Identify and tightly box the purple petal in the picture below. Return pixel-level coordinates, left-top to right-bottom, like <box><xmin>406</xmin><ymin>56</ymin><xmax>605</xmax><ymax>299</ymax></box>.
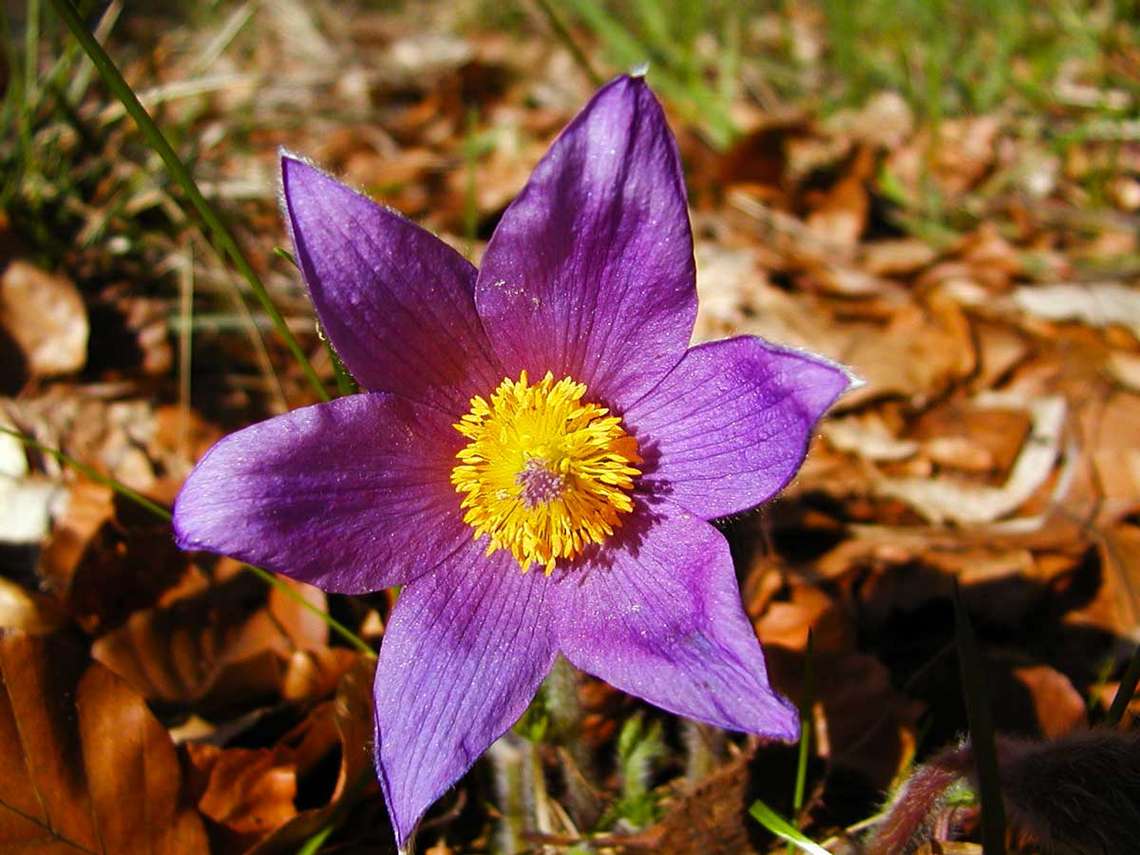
<box><xmin>625</xmin><ymin>336</ymin><xmax>851</xmax><ymax>520</ymax></box>
<box><xmin>282</xmin><ymin>154</ymin><xmax>502</xmax><ymax>412</ymax></box>
<box><xmin>475</xmin><ymin>75</ymin><xmax>696</xmax><ymax>406</ymax></box>
<box><xmin>551</xmin><ymin>508</ymin><xmax>797</xmax><ymax>737</ymax></box>
<box><xmin>374</xmin><ymin>549</ymin><xmax>555</xmax><ymax>846</ymax></box>
<box><xmin>173</xmin><ymin>394</ymin><xmax>469</xmax><ymax>593</ymax></box>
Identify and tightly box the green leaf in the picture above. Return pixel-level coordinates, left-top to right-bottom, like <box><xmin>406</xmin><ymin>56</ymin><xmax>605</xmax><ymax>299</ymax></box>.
<box><xmin>748</xmin><ymin>800</ymin><xmax>831</xmax><ymax>855</ymax></box>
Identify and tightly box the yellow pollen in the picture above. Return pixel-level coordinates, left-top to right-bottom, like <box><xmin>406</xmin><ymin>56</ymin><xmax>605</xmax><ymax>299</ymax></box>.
<box><xmin>451</xmin><ymin>371</ymin><xmax>641</xmax><ymax>574</ymax></box>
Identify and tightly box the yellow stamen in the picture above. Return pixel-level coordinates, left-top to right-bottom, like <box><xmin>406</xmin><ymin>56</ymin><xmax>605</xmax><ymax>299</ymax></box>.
<box><xmin>451</xmin><ymin>371</ymin><xmax>641</xmax><ymax>574</ymax></box>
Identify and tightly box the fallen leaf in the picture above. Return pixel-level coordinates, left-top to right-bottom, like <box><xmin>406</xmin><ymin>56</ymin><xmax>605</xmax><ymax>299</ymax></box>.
<box><xmin>1012</xmin><ymin>665</ymin><xmax>1087</xmax><ymax>739</ymax></box>
<box><xmin>245</xmin><ymin>656</ymin><xmax>376</xmax><ymax>853</ymax></box>
<box><xmin>0</xmin><ymin>630</ymin><xmax>207</xmax><ymax>852</ymax></box>
<box><xmin>188</xmin><ymin>743</ymin><xmax>298</xmax><ymax>845</ymax></box>
<box><xmin>615</xmin><ymin>748</ymin><xmax>759</xmax><ymax>854</ymax></box>
<box><xmin>0</xmin><ymin>423</ymin><xmax>65</xmax><ymax>544</ymax></box>
<box><xmin>0</xmin><ymin>260</ymin><xmax>88</xmax><ymax>377</ymax></box>
<box><xmin>0</xmin><ymin>578</ymin><xmax>66</xmax><ymax>634</ymax></box>
<box><xmin>860</xmin><ymin>238</ymin><xmax>938</xmax><ymax>277</ymax></box>
<box><xmin>876</xmin><ymin>394</ymin><xmax>1066</xmax><ymax>525</ymax></box>
<box><xmin>1013</xmin><ymin>282</ymin><xmax>1140</xmax><ymax>339</ymax></box>
<box><xmin>92</xmin><ymin>563</ymin><xmax>328</xmax><ymax>705</ymax></box>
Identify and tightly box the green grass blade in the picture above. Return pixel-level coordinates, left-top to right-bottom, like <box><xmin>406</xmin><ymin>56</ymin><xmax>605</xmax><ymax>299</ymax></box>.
<box><xmin>24</xmin><ymin>0</ymin><xmax>41</xmax><ymax>112</ymax></box>
<box><xmin>0</xmin><ymin>427</ymin><xmax>371</xmax><ymax>654</ymax></box>
<box><xmin>1</xmin><ymin>426</ymin><xmax>172</xmax><ymax>520</ymax></box>
<box><xmin>953</xmin><ymin>583</ymin><xmax>1006</xmax><ymax>855</ymax></box>
<box><xmin>532</xmin><ymin>0</ymin><xmax>603</xmax><ymax>86</ymax></box>
<box><xmin>46</xmin><ymin>0</ymin><xmax>329</xmax><ymax>403</ymax></box>
<box><xmin>788</xmin><ymin>629</ymin><xmax>814</xmax><ymax>854</ymax></box>
<box><xmin>296</xmin><ymin>823</ymin><xmax>335</xmax><ymax>855</ymax></box>
<box><xmin>1107</xmin><ymin>644</ymin><xmax>1140</xmax><ymax>726</ymax></box>
<box><xmin>748</xmin><ymin>801</ymin><xmax>831</xmax><ymax>855</ymax></box>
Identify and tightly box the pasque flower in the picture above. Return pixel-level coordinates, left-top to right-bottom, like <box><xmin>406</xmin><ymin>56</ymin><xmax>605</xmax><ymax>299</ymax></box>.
<box><xmin>174</xmin><ymin>75</ymin><xmax>852</xmax><ymax>846</ymax></box>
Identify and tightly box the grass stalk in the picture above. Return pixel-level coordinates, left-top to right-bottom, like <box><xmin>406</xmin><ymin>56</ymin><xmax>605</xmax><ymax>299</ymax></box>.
<box><xmin>788</xmin><ymin>629</ymin><xmax>814</xmax><ymax>854</ymax></box>
<box><xmin>952</xmin><ymin>584</ymin><xmax>1006</xmax><ymax>855</ymax></box>
<box><xmin>532</xmin><ymin>0</ymin><xmax>603</xmax><ymax>87</ymax></box>
<box><xmin>46</xmin><ymin>0</ymin><xmax>329</xmax><ymax>403</ymax></box>
<box><xmin>1107</xmin><ymin>644</ymin><xmax>1140</xmax><ymax>726</ymax></box>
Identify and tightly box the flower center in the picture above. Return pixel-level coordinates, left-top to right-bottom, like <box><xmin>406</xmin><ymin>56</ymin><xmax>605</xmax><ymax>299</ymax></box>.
<box><xmin>451</xmin><ymin>371</ymin><xmax>641</xmax><ymax>574</ymax></box>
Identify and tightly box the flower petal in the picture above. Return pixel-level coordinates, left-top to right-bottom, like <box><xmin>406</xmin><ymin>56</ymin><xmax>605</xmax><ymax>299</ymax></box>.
<box><xmin>282</xmin><ymin>154</ymin><xmax>501</xmax><ymax>412</ymax></box>
<box><xmin>374</xmin><ymin>549</ymin><xmax>555</xmax><ymax>846</ymax></box>
<box><xmin>625</xmin><ymin>336</ymin><xmax>851</xmax><ymax>520</ymax></box>
<box><xmin>475</xmin><ymin>75</ymin><xmax>696</xmax><ymax>405</ymax></box>
<box><xmin>552</xmin><ymin>508</ymin><xmax>797</xmax><ymax>737</ymax></box>
<box><xmin>173</xmin><ymin>394</ymin><xmax>469</xmax><ymax>593</ymax></box>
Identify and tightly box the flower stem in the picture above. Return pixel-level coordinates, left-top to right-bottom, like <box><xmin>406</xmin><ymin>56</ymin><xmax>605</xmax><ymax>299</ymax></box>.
<box><xmin>46</xmin><ymin>0</ymin><xmax>329</xmax><ymax>403</ymax></box>
<box><xmin>488</xmin><ymin>734</ymin><xmax>528</xmax><ymax>854</ymax></box>
<box><xmin>683</xmin><ymin>720</ymin><xmax>725</xmax><ymax>783</ymax></box>
<box><xmin>544</xmin><ymin>656</ymin><xmax>601</xmax><ymax>825</ymax></box>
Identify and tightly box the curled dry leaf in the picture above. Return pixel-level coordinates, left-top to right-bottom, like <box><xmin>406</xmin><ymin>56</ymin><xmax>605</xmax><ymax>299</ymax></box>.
<box><xmin>38</xmin><ymin>480</ymin><xmax>196</xmax><ymax>635</ymax></box>
<box><xmin>245</xmin><ymin>655</ymin><xmax>376</xmax><ymax>853</ymax></box>
<box><xmin>182</xmin><ymin>654</ymin><xmax>373</xmax><ymax>851</ymax></box>
<box><xmin>1012</xmin><ymin>665</ymin><xmax>1087</xmax><ymax>739</ymax></box>
<box><xmin>0</xmin><ymin>630</ymin><xmax>207</xmax><ymax>852</ymax></box>
<box><xmin>876</xmin><ymin>393</ymin><xmax>1066</xmax><ymax>525</ymax></box>
<box><xmin>91</xmin><ymin>562</ymin><xmax>328</xmax><ymax>705</ymax></box>
<box><xmin>1013</xmin><ymin>281</ymin><xmax>1140</xmax><ymax>339</ymax></box>
<box><xmin>187</xmin><ymin>743</ymin><xmax>298</xmax><ymax>848</ymax></box>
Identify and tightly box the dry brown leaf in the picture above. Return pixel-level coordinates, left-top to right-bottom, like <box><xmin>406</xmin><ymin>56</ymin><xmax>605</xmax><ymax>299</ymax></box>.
<box><xmin>0</xmin><ymin>260</ymin><xmax>88</xmax><ymax>378</ymax></box>
<box><xmin>860</xmin><ymin>238</ymin><xmax>938</xmax><ymax>277</ymax></box>
<box><xmin>188</xmin><ymin>743</ymin><xmax>298</xmax><ymax>844</ymax></box>
<box><xmin>282</xmin><ymin>646</ymin><xmax>361</xmax><ymax>701</ymax></box>
<box><xmin>1013</xmin><ymin>282</ymin><xmax>1140</xmax><ymax>339</ymax></box>
<box><xmin>823</xmin><ymin>91</ymin><xmax>914</xmax><ymax>151</ymax></box>
<box><xmin>1087</xmin><ymin>390</ymin><xmax>1140</xmax><ymax>520</ymax></box>
<box><xmin>0</xmin><ymin>422</ymin><xmax>65</xmax><ymax>544</ymax></box>
<box><xmin>92</xmin><ymin>563</ymin><xmax>328</xmax><ymax>705</ymax></box>
<box><xmin>614</xmin><ymin>748</ymin><xmax>758</xmax><ymax>854</ymax></box>
<box><xmin>805</xmin><ymin>146</ymin><xmax>874</xmax><ymax>248</ymax></box>
<box><xmin>912</xmin><ymin>403</ymin><xmax>1031</xmax><ymax>476</ymax></box>
<box><xmin>0</xmin><ymin>578</ymin><xmax>66</xmax><ymax>634</ymax></box>
<box><xmin>246</xmin><ymin>656</ymin><xmax>376</xmax><ymax>853</ymax></box>
<box><xmin>770</xmin><ymin>649</ymin><xmax>922</xmax><ymax>791</ymax></box>
<box><xmin>1012</xmin><ymin>665</ymin><xmax>1087</xmax><ymax>739</ymax></box>
<box><xmin>754</xmin><ymin>581</ymin><xmax>853</xmax><ymax>655</ymax></box>
<box><xmin>824</xmin><ymin>413</ymin><xmax>919</xmax><ymax>462</ymax></box>
<box><xmin>38</xmin><ymin>482</ymin><xmax>194</xmax><ymax>634</ymax></box>
<box><xmin>876</xmin><ymin>393</ymin><xmax>1066</xmax><ymax>525</ymax></box>
<box><xmin>0</xmin><ymin>631</ymin><xmax>207</xmax><ymax>852</ymax></box>
<box><xmin>840</xmin><ymin>297</ymin><xmax>975</xmax><ymax>407</ymax></box>
<box><xmin>1106</xmin><ymin>351</ymin><xmax>1140</xmax><ymax>392</ymax></box>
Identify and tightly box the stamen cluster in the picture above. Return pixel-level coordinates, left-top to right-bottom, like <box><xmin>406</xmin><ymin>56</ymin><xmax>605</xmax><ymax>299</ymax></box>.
<box><xmin>451</xmin><ymin>371</ymin><xmax>641</xmax><ymax>573</ymax></box>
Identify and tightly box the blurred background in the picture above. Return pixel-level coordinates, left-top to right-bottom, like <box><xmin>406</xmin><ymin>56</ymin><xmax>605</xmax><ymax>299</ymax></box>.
<box><xmin>1</xmin><ymin>1</ymin><xmax>1139</xmax><ymax>853</ymax></box>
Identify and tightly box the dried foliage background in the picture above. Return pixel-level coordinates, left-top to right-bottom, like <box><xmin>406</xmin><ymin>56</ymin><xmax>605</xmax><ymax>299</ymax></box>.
<box><xmin>1</xmin><ymin>1</ymin><xmax>1139</xmax><ymax>853</ymax></box>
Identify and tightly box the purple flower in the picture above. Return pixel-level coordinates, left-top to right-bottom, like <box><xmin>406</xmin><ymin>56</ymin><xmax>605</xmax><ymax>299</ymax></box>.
<box><xmin>173</xmin><ymin>75</ymin><xmax>852</xmax><ymax>846</ymax></box>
